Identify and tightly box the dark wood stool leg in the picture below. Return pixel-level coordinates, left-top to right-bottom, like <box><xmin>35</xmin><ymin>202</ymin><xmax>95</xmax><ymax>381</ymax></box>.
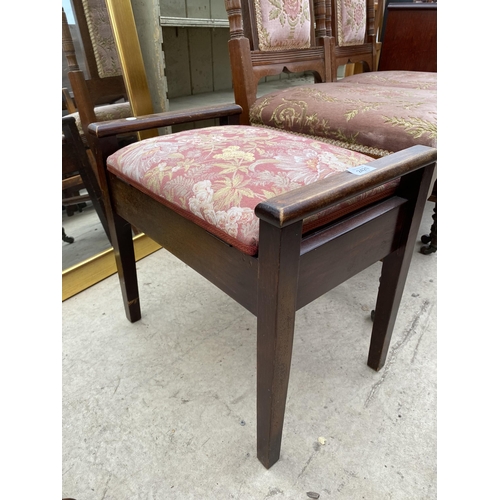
<box><xmin>256</xmin><ymin>221</ymin><xmax>302</xmax><ymax>469</ymax></box>
<box><xmin>368</xmin><ymin>164</ymin><xmax>435</xmax><ymax>371</ymax></box>
<box><xmin>367</xmin><ymin>248</ymin><xmax>409</xmax><ymax>371</ymax></box>
<box><xmin>110</xmin><ymin>213</ymin><xmax>141</xmax><ymax>323</ymax></box>
<box><xmin>91</xmin><ymin>132</ymin><xmax>141</xmax><ymax>324</ymax></box>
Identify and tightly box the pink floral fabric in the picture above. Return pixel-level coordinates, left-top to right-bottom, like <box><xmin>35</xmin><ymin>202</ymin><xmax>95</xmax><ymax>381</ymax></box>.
<box><xmin>255</xmin><ymin>0</ymin><xmax>311</xmax><ymax>51</ymax></box>
<box><xmin>107</xmin><ymin>126</ymin><xmax>398</xmax><ymax>255</ymax></box>
<box><xmin>336</xmin><ymin>0</ymin><xmax>367</xmax><ymax>46</ymax></box>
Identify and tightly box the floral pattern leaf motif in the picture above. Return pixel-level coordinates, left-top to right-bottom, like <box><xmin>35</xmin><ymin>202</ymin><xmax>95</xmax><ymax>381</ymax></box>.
<box><xmin>255</xmin><ymin>0</ymin><xmax>311</xmax><ymax>51</ymax></box>
<box><xmin>331</xmin><ymin>128</ymin><xmax>360</xmax><ymax>145</ymax></box>
<box><xmin>336</xmin><ymin>0</ymin><xmax>367</xmax><ymax>47</ymax></box>
<box><xmin>343</xmin><ymin>100</ymin><xmax>383</xmax><ymax>121</ymax></box>
<box><xmin>213</xmin><ymin>174</ymin><xmax>258</xmax><ymax>209</ymax></box>
<box><xmin>270</xmin><ymin>99</ymin><xmax>308</xmax><ymax>129</ymax></box>
<box><xmin>214</xmin><ymin>145</ymin><xmax>255</xmax><ymax>161</ymax></box>
<box><xmin>142</xmin><ymin>167</ymin><xmax>166</xmax><ymax>195</ymax></box>
<box><xmin>268</xmin><ymin>0</ymin><xmax>281</xmax><ymax>21</ymax></box>
<box><xmin>383</xmin><ymin>116</ymin><xmax>437</xmax><ymax>140</ymax></box>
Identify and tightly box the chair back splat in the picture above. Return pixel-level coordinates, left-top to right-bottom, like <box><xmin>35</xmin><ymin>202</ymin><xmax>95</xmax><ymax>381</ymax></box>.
<box><xmin>331</xmin><ymin>0</ymin><xmax>377</xmax><ymax>73</ymax></box>
<box><xmin>90</xmin><ymin>98</ymin><xmax>436</xmax><ymax>467</ymax></box>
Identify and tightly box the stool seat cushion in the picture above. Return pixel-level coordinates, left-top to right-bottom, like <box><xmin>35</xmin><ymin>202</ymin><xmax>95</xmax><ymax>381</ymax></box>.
<box><xmin>250</xmin><ymin>71</ymin><xmax>437</xmax><ymax>157</ymax></box>
<box><xmin>107</xmin><ymin>125</ymin><xmax>398</xmax><ymax>255</ymax></box>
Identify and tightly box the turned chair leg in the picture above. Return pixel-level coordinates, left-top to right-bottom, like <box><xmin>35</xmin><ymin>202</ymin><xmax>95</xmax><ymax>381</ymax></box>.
<box><xmin>256</xmin><ymin>221</ymin><xmax>302</xmax><ymax>468</ymax></box>
<box><xmin>110</xmin><ymin>213</ymin><xmax>141</xmax><ymax>323</ymax></box>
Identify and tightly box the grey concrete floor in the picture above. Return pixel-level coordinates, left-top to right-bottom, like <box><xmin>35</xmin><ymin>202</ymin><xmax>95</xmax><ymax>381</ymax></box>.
<box><xmin>63</xmin><ymin>204</ymin><xmax>112</xmax><ymax>270</ymax></box>
<box><xmin>62</xmin><ymin>202</ymin><xmax>437</xmax><ymax>500</ymax></box>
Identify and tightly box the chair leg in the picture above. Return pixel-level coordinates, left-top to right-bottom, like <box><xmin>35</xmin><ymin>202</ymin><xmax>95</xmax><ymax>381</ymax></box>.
<box><xmin>367</xmin><ymin>248</ymin><xmax>411</xmax><ymax>371</ymax></box>
<box><xmin>367</xmin><ymin>166</ymin><xmax>435</xmax><ymax>371</ymax></box>
<box><xmin>256</xmin><ymin>221</ymin><xmax>302</xmax><ymax>469</ymax></box>
<box><xmin>110</xmin><ymin>213</ymin><xmax>141</xmax><ymax>323</ymax></box>
<box><xmin>62</xmin><ymin>227</ymin><xmax>74</xmax><ymax>244</ymax></box>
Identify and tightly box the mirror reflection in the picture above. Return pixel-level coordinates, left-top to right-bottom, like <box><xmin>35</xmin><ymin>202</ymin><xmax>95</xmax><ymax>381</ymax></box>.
<box><xmin>62</xmin><ymin>206</ymin><xmax>110</xmax><ymax>270</ymax></box>
<box><xmin>62</xmin><ymin>0</ymin><xmax>115</xmax><ymax>271</ymax></box>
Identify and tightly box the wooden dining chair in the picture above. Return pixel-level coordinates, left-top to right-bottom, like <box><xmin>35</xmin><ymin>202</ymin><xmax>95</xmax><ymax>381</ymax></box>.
<box><xmin>88</xmin><ymin>100</ymin><xmax>436</xmax><ymax>468</ymax></box>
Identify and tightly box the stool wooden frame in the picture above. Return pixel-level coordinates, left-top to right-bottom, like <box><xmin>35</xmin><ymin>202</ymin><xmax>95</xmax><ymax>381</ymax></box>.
<box><xmin>90</xmin><ymin>105</ymin><xmax>436</xmax><ymax>468</ymax></box>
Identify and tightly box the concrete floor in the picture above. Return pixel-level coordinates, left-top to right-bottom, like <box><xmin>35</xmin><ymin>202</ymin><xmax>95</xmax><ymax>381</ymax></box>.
<box><xmin>62</xmin><ymin>201</ymin><xmax>437</xmax><ymax>499</ymax></box>
<box><xmin>63</xmin><ymin>205</ymin><xmax>112</xmax><ymax>270</ymax></box>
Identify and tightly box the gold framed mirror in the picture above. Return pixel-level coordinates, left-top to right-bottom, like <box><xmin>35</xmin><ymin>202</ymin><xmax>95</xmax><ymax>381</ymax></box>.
<box><xmin>62</xmin><ymin>0</ymin><xmax>164</xmax><ymax>300</ymax></box>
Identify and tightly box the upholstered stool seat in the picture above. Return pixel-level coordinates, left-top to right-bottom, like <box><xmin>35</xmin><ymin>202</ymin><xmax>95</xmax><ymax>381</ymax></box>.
<box><xmin>107</xmin><ymin>125</ymin><xmax>399</xmax><ymax>256</ymax></box>
<box><xmin>250</xmin><ymin>71</ymin><xmax>437</xmax><ymax>157</ymax></box>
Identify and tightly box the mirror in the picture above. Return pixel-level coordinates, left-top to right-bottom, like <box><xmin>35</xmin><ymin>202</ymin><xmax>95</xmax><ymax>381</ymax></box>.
<box><xmin>62</xmin><ymin>0</ymin><xmax>115</xmax><ymax>297</ymax></box>
<box><xmin>62</xmin><ymin>0</ymin><xmax>109</xmax><ymax>272</ymax></box>
<box><xmin>62</xmin><ymin>0</ymin><xmax>165</xmax><ymax>300</ymax></box>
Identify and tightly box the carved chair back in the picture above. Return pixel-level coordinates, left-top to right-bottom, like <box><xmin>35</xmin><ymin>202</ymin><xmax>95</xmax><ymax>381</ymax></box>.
<box><xmin>225</xmin><ymin>0</ymin><xmax>335</xmax><ymax>124</ymax></box>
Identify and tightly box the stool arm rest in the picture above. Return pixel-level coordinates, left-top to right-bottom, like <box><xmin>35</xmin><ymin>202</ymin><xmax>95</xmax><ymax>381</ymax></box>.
<box><xmin>255</xmin><ymin>146</ymin><xmax>437</xmax><ymax>228</ymax></box>
<box><xmin>87</xmin><ymin>104</ymin><xmax>242</xmax><ymax>138</ymax></box>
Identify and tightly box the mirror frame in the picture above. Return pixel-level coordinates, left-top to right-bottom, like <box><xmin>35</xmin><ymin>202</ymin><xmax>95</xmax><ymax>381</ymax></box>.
<box><xmin>62</xmin><ymin>234</ymin><xmax>160</xmax><ymax>300</ymax></box>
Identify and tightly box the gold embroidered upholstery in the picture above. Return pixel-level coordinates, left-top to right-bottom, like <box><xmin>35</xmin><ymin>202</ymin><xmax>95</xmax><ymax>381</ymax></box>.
<box><xmin>336</xmin><ymin>0</ymin><xmax>367</xmax><ymax>47</ymax></box>
<box><xmin>249</xmin><ymin>74</ymin><xmax>437</xmax><ymax>156</ymax></box>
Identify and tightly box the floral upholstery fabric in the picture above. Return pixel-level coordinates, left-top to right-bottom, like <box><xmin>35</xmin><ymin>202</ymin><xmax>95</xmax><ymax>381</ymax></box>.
<box><xmin>336</xmin><ymin>0</ymin><xmax>367</xmax><ymax>46</ymax></box>
<box><xmin>255</xmin><ymin>0</ymin><xmax>311</xmax><ymax>51</ymax></box>
<box><xmin>250</xmin><ymin>71</ymin><xmax>437</xmax><ymax>156</ymax></box>
<box><xmin>107</xmin><ymin>126</ymin><xmax>398</xmax><ymax>256</ymax></box>
<box><xmin>82</xmin><ymin>0</ymin><xmax>122</xmax><ymax>78</ymax></box>
<box><xmin>67</xmin><ymin>102</ymin><xmax>132</xmax><ymax>141</ymax></box>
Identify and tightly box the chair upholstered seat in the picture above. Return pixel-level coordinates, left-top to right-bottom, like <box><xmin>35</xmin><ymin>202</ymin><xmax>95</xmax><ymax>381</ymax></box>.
<box><xmin>250</xmin><ymin>71</ymin><xmax>437</xmax><ymax>157</ymax></box>
<box><xmin>107</xmin><ymin>125</ymin><xmax>398</xmax><ymax>255</ymax></box>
